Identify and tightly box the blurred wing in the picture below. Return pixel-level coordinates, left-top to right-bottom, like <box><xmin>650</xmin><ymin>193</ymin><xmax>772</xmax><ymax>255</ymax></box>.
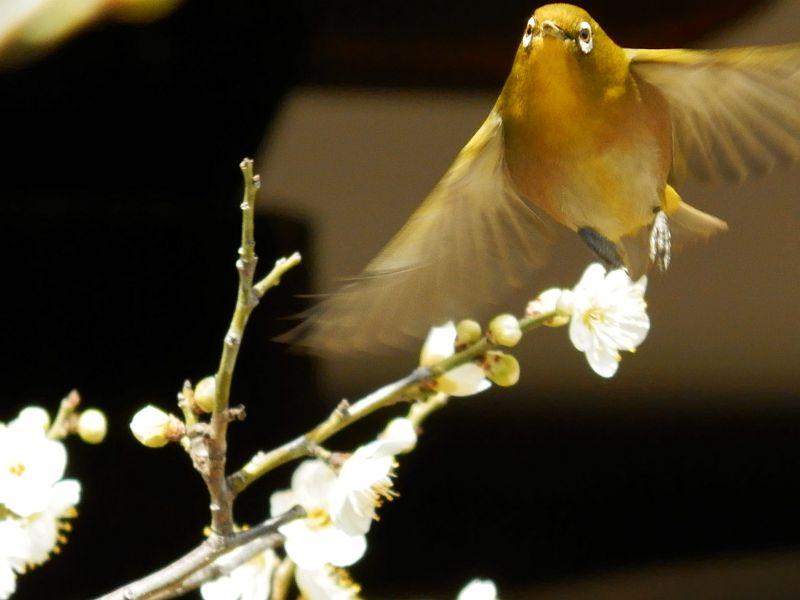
<box><xmin>284</xmin><ymin>110</ymin><xmax>556</xmax><ymax>354</ymax></box>
<box><xmin>627</xmin><ymin>45</ymin><xmax>800</xmax><ymax>182</ymax></box>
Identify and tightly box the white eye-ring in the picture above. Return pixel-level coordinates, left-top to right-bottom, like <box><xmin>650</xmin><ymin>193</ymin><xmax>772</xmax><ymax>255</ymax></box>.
<box><xmin>522</xmin><ymin>17</ymin><xmax>536</xmax><ymax>49</ymax></box>
<box><xmin>578</xmin><ymin>21</ymin><xmax>593</xmax><ymax>54</ymax></box>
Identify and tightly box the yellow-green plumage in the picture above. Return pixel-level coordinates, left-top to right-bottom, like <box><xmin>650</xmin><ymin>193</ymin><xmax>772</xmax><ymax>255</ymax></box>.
<box><xmin>289</xmin><ymin>3</ymin><xmax>800</xmax><ymax>353</ymax></box>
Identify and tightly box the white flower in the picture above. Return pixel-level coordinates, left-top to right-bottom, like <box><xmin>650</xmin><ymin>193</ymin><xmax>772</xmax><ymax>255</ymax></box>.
<box><xmin>0</xmin><ymin>561</ymin><xmax>14</xmax><ymax>600</ymax></box>
<box><xmin>329</xmin><ymin>439</ymin><xmax>399</xmax><ymax>536</ymax></box>
<box><xmin>295</xmin><ymin>566</ymin><xmax>361</xmax><ymax>600</ymax></box>
<box><xmin>0</xmin><ymin>419</ymin><xmax>68</xmax><ymax>518</ymax></box>
<box><xmin>0</xmin><ymin>520</ymin><xmax>28</xmax><ymax>600</ymax></box>
<box><xmin>420</xmin><ymin>322</ymin><xmax>490</xmax><ymax>397</ymax></box>
<box><xmin>378</xmin><ymin>418</ymin><xmax>417</xmax><ymax>455</ymax></box>
<box><xmin>0</xmin><ymin>406</ymin><xmax>81</xmax><ymax>575</ymax></box>
<box><xmin>568</xmin><ymin>263</ymin><xmax>649</xmax><ymax>378</ymax></box>
<box><xmin>9</xmin><ymin>407</ymin><xmax>50</xmax><ymax>433</ymax></box>
<box><xmin>457</xmin><ymin>579</ymin><xmax>498</xmax><ymax>600</ymax></box>
<box><xmin>270</xmin><ymin>461</ymin><xmax>366</xmax><ymax>570</ymax></box>
<box><xmin>200</xmin><ymin>545</ymin><xmax>277</xmax><ymax>600</ymax></box>
<box><xmin>16</xmin><ymin>479</ymin><xmax>80</xmax><ymax>566</ymax></box>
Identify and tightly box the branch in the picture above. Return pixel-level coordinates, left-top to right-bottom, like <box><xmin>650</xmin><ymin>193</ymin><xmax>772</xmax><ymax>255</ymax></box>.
<box><xmin>93</xmin><ymin>506</ymin><xmax>305</xmax><ymax>600</ymax></box>
<box><xmin>199</xmin><ymin>158</ymin><xmax>302</xmax><ymax>536</ymax></box>
<box><xmin>147</xmin><ymin>536</ymin><xmax>280</xmax><ymax>600</ymax></box>
<box><xmin>227</xmin><ymin>311</ymin><xmax>556</xmax><ymax>494</ymax></box>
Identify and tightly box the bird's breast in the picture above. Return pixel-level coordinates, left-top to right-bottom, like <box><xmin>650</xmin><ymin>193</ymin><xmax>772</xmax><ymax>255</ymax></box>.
<box><xmin>500</xmin><ymin>60</ymin><xmax>671</xmax><ymax>240</ymax></box>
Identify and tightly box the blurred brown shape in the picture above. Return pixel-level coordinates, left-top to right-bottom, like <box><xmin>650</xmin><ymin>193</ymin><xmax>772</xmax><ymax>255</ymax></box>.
<box><xmin>306</xmin><ymin>0</ymin><xmax>773</xmax><ymax>87</ymax></box>
<box><xmin>0</xmin><ymin>0</ymin><xmax>182</xmax><ymax>68</ymax></box>
<box><xmin>524</xmin><ymin>550</ymin><xmax>800</xmax><ymax>599</ymax></box>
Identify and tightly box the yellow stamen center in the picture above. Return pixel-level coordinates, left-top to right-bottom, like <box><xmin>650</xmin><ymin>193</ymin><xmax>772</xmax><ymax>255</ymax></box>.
<box><xmin>307</xmin><ymin>507</ymin><xmax>332</xmax><ymax>530</ymax></box>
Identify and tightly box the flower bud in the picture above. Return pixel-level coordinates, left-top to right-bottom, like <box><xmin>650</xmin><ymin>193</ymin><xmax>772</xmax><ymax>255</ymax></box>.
<box><xmin>488</xmin><ymin>314</ymin><xmax>522</xmax><ymax>347</ymax></box>
<box><xmin>77</xmin><ymin>409</ymin><xmax>107</xmax><ymax>444</ymax></box>
<box><xmin>455</xmin><ymin>319</ymin><xmax>482</xmax><ymax>347</ymax></box>
<box><xmin>526</xmin><ymin>288</ymin><xmax>571</xmax><ymax>327</ymax></box>
<box><xmin>483</xmin><ymin>351</ymin><xmax>520</xmax><ymax>387</ymax></box>
<box><xmin>130</xmin><ymin>405</ymin><xmax>182</xmax><ymax>448</ymax></box>
<box><xmin>193</xmin><ymin>376</ymin><xmax>217</xmax><ymax>413</ymax></box>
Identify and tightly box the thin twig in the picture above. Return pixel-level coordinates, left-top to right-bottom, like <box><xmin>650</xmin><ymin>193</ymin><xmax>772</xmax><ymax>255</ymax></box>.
<box><xmin>407</xmin><ymin>392</ymin><xmax>449</xmax><ymax>428</ymax></box>
<box><xmin>93</xmin><ymin>506</ymin><xmax>304</xmax><ymax>600</ymax></box>
<box><xmin>227</xmin><ymin>311</ymin><xmax>556</xmax><ymax>494</ymax></box>
<box><xmin>47</xmin><ymin>389</ymin><xmax>80</xmax><ymax>440</ymax></box>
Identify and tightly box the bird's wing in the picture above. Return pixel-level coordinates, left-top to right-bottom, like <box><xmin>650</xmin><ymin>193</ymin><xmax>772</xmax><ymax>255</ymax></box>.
<box><xmin>626</xmin><ymin>45</ymin><xmax>800</xmax><ymax>182</ymax></box>
<box><xmin>283</xmin><ymin>110</ymin><xmax>556</xmax><ymax>354</ymax></box>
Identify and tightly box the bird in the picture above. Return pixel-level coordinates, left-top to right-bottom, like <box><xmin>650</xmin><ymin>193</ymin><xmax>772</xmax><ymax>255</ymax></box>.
<box><xmin>287</xmin><ymin>3</ymin><xmax>800</xmax><ymax>353</ymax></box>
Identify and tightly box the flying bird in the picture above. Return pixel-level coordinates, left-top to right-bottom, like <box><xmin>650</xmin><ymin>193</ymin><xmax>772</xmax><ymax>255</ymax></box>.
<box><xmin>288</xmin><ymin>3</ymin><xmax>800</xmax><ymax>353</ymax></box>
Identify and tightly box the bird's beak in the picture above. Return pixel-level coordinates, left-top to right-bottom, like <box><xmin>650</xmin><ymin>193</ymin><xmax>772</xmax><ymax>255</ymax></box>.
<box><xmin>541</xmin><ymin>20</ymin><xmax>568</xmax><ymax>41</ymax></box>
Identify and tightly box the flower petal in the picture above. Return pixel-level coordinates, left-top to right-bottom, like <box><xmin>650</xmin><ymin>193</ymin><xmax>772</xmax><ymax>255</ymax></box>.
<box><xmin>438</xmin><ymin>364</ymin><xmax>491</xmax><ymax>397</ymax></box>
<box><xmin>283</xmin><ymin>522</ymin><xmax>366</xmax><ymax>570</ymax></box>
<box><xmin>419</xmin><ymin>322</ymin><xmax>456</xmax><ymax>367</ymax></box>
<box><xmin>270</xmin><ymin>489</ymin><xmax>300</xmax><ymax>519</ymax></box>
<box><xmin>291</xmin><ymin>460</ymin><xmax>337</xmax><ymax>509</ymax></box>
<box><xmin>585</xmin><ymin>341</ymin><xmax>620</xmax><ymax>378</ymax></box>
<box><xmin>378</xmin><ymin>418</ymin><xmax>417</xmax><ymax>455</ymax></box>
<box><xmin>457</xmin><ymin>579</ymin><xmax>498</xmax><ymax>600</ymax></box>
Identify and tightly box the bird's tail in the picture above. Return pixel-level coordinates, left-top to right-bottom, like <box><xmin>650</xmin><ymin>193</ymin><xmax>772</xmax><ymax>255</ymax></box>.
<box><xmin>670</xmin><ymin>200</ymin><xmax>729</xmax><ymax>244</ymax></box>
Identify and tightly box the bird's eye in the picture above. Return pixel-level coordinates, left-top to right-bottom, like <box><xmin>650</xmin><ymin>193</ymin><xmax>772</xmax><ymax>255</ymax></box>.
<box><xmin>578</xmin><ymin>21</ymin><xmax>593</xmax><ymax>54</ymax></box>
<box><xmin>522</xmin><ymin>17</ymin><xmax>536</xmax><ymax>49</ymax></box>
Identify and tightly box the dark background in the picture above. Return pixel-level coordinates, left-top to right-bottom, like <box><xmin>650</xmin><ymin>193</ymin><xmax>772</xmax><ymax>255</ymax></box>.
<box><xmin>2</xmin><ymin>1</ymin><xmax>800</xmax><ymax>598</ymax></box>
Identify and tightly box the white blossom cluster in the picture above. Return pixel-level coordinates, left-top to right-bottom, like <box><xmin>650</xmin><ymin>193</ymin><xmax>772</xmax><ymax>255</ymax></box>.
<box><xmin>0</xmin><ymin>407</ymin><xmax>82</xmax><ymax>600</ymax></box>
<box><xmin>200</xmin><ymin>415</ymin><xmax>501</xmax><ymax>600</ymax></box>
<box><xmin>201</xmin><ymin>417</ymin><xmax>417</xmax><ymax>600</ymax></box>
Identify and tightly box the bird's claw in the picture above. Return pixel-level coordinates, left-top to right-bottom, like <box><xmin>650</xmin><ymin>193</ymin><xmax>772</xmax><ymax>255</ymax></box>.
<box><xmin>649</xmin><ymin>211</ymin><xmax>671</xmax><ymax>271</ymax></box>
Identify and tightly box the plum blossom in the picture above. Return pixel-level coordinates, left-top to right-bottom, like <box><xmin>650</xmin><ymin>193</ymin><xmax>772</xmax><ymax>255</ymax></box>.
<box><xmin>567</xmin><ymin>263</ymin><xmax>649</xmax><ymax>378</ymax></box>
<box><xmin>0</xmin><ymin>418</ymin><xmax>70</xmax><ymax>518</ymax></box>
<box><xmin>0</xmin><ymin>406</ymin><xmax>82</xmax><ymax>598</ymax></box>
<box><xmin>457</xmin><ymin>579</ymin><xmax>498</xmax><ymax>600</ymax></box>
<box><xmin>295</xmin><ymin>566</ymin><xmax>362</xmax><ymax>600</ymax></box>
<box><xmin>420</xmin><ymin>322</ymin><xmax>490</xmax><ymax>396</ymax></box>
<box><xmin>270</xmin><ymin>461</ymin><xmax>366</xmax><ymax>571</ymax></box>
<box><xmin>200</xmin><ymin>545</ymin><xmax>278</xmax><ymax>600</ymax></box>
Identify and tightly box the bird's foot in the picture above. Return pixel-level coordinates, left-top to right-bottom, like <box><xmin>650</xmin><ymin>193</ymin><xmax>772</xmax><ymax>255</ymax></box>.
<box><xmin>578</xmin><ymin>227</ymin><xmax>624</xmax><ymax>270</ymax></box>
<box><xmin>649</xmin><ymin>211</ymin><xmax>672</xmax><ymax>272</ymax></box>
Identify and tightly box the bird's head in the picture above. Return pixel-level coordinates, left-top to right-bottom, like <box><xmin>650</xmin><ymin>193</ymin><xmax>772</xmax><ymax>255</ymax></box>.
<box><xmin>512</xmin><ymin>4</ymin><xmax>629</xmax><ymax>93</ymax></box>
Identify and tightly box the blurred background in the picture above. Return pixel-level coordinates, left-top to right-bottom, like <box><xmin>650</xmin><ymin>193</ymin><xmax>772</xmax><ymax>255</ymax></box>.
<box><xmin>1</xmin><ymin>0</ymin><xmax>799</xmax><ymax>598</ymax></box>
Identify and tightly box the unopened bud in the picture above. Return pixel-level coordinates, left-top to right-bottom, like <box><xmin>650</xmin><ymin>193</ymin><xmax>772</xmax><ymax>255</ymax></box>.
<box><xmin>488</xmin><ymin>314</ymin><xmax>522</xmax><ymax>347</ymax></box>
<box><xmin>193</xmin><ymin>376</ymin><xmax>217</xmax><ymax>413</ymax></box>
<box><xmin>455</xmin><ymin>319</ymin><xmax>482</xmax><ymax>347</ymax></box>
<box><xmin>129</xmin><ymin>405</ymin><xmax>183</xmax><ymax>448</ymax></box>
<box><xmin>526</xmin><ymin>288</ymin><xmax>571</xmax><ymax>327</ymax></box>
<box><xmin>484</xmin><ymin>351</ymin><xmax>520</xmax><ymax>387</ymax></box>
<box><xmin>77</xmin><ymin>409</ymin><xmax>107</xmax><ymax>444</ymax></box>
